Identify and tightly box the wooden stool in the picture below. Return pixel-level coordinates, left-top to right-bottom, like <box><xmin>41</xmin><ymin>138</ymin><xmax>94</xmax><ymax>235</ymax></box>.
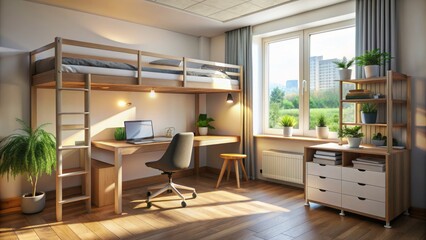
<box><xmin>216</xmin><ymin>153</ymin><xmax>248</xmax><ymax>188</ymax></box>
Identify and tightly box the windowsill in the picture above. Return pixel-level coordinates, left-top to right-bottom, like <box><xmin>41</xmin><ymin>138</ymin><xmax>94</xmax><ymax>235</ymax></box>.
<box><xmin>254</xmin><ymin>134</ymin><xmax>339</xmax><ymax>143</ymax></box>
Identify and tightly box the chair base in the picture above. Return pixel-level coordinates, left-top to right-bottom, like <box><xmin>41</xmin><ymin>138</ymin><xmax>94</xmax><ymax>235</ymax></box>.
<box><xmin>146</xmin><ymin>179</ymin><xmax>196</xmax><ymax>208</ymax></box>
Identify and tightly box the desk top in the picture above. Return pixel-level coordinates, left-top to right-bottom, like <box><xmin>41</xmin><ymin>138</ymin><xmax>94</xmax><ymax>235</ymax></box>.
<box><xmin>92</xmin><ymin>135</ymin><xmax>240</xmax><ymax>155</ymax></box>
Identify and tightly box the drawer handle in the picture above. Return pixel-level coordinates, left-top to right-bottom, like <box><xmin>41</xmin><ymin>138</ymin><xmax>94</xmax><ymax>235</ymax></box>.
<box><xmin>358</xmin><ymin>169</ymin><xmax>366</xmax><ymax>172</ymax></box>
<box><xmin>358</xmin><ymin>197</ymin><xmax>366</xmax><ymax>201</ymax></box>
<box><xmin>319</xmin><ymin>176</ymin><xmax>326</xmax><ymax>179</ymax></box>
<box><xmin>319</xmin><ymin>189</ymin><xmax>326</xmax><ymax>192</ymax></box>
<box><xmin>319</xmin><ymin>164</ymin><xmax>326</xmax><ymax>167</ymax></box>
<box><xmin>357</xmin><ymin>183</ymin><xmax>366</xmax><ymax>186</ymax></box>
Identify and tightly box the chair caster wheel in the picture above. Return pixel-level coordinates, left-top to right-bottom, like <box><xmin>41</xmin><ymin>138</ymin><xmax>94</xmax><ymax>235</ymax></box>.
<box><xmin>147</xmin><ymin>191</ymin><xmax>152</xmax><ymax>197</ymax></box>
<box><xmin>167</xmin><ymin>189</ymin><xmax>173</xmax><ymax>193</ymax></box>
<box><xmin>147</xmin><ymin>202</ymin><xmax>152</xmax><ymax>208</ymax></box>
<box><xmin>181</xmin><ymin>201</ymin><xmax>187</xmax><ymax>208</ymax></box>
<box><xmin>192</xmin><ymin>192</ymin><xmax>197</xmax><ymax>199</ymax></box>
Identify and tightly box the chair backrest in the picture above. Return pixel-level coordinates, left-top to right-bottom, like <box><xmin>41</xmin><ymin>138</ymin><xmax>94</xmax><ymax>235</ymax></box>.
<box><xmin>158</xmin><ymin>132</ymin><xmax>194</xmax><ymax>169</ymax></box>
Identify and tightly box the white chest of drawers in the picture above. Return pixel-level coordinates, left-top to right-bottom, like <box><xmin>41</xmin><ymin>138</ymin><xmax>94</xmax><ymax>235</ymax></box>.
<box><xmin>304</xmin><ymin>143</ymin><xmax>410</xmax><ymax>228</ymax></box>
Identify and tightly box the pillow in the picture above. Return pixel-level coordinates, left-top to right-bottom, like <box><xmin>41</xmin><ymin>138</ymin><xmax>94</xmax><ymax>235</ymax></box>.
<box><xmin>201</xmin><ymin>64</ymin><xmax>225</xmax><ymax>71</ymax></box>
<box><xmin>150</xmin><ymin>59</ymin><xmax>182</xmax><ymax>67</ymax></box>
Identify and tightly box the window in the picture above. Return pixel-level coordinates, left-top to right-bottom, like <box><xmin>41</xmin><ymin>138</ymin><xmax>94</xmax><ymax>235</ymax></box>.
<box><xmin>263</xmin><ymin>21</ymin><xmax>355</xmax><ymax>136</ymax></box>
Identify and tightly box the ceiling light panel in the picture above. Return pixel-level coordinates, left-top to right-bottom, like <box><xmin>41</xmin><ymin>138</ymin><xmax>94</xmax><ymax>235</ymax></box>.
<box><xmin>147</xmin><ymin>0</ymin><xmax>294</xmax><ymax>22</ymax></box>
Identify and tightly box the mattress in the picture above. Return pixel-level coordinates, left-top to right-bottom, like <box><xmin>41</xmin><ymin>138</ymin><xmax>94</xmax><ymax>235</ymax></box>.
<box><xmin>34</xmin><ymin>57</ymin><xmax>239</xmax><ymax>86</ymax></box>
<box><xmin>60</xmin><ymin>65</ymin><xmax>239</xmax><ymax>86</ymax></box>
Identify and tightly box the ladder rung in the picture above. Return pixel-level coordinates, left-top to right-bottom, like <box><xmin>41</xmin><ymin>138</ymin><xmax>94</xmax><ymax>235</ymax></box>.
<box><xmin>58</xmin><ymin>168</ymin><xmax>88</xmax><ymax>178</ymax></box>
<box><xmin>59</xmin><ymin>145</ymin><xmax>89</xmax><ymax>150</ymax></box>
<box><xmin>59</xmin><ymin>195</ymin><xmax>90</xmax><ymax>204</ymax></box>
<box><xmin>59</xmin><ymin>87</ymin><xmax>89</xmax><ymax>92</ymax></box>
<box><xmin>61</xmin><ymin>124</ymin><xmax>89</xmax><ymax>131</ymax></box>
<box><xmin>58</xmin><ymin>112</ymin><xmax>89</xmax><ymax>115</ymax></box>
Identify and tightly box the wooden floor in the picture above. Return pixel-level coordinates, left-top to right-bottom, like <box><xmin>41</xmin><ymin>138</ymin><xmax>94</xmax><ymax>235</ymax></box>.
<box><xmin>1</xmin><ymin>174</ymin><xmax>425</xmax><ymax>240</ymax></box>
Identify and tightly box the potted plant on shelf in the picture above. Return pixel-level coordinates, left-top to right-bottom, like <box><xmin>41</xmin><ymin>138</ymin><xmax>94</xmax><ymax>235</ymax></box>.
<box><xmin>315</xmin><ymin>114</ymin><xmax>329</xmax><ymax>139</ymax></box>
<box><xmin>0</xmin><ymin>119</ymin><xmax>56</xmax><ymax>214</ymax></box>
<box><xmin>371</xmin><ymin>132</ymin><xmax>387</xmax><ymax>146</ymax></box>
<box><xmin>338</xmin><ymin>125</ymin><xmax>364</xmax><ymax>148</ymax></box>
<box><xmin>333</xmin><ymin>57</ymin><xmax>354</xmax><ymax>80</ymax></box>
<box><xmin>279</xmin><ymin>115</ymin><xmax>297</xmax><ymax>137</ymax></box>
<box><xmin>355</xmin><ymin>48</ymin><xmax>392</xmax><ymax>78</ymax></box>
<box><xmin>196</xmin><ymin>114</ymin><xmax>215</xmax><ymax>136</ymax></box>
<box><xmin>360</xmin><ymin>102</ymin><xmax>378</xmax><ymax>123</ymax></box>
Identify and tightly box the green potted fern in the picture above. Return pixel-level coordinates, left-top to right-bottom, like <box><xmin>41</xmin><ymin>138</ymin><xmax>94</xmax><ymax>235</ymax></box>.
<box><xmin>333</xmin><ymin>57</ymin><xmax>354</xmax><ymax>80</ymax></box>
<box><xmin>196</xmin><ymin>114</ymin><xmax>215</xmax><ymax>136</ymax></box>
<box><xmin>355</xmin><ymin>48</ymin><xmax>392</xmax><ymax>78</ymax></box>
<box><xmin>315</xmin><ymin>114</ymin><xmax>329</xmax><ymax>139</ymax></box>
<box><xmin>279</xmin><ymin>115</ymin><xmax>297</xmax><ymax>137</ymax></box>
<box><xmin>0</xmin><ymin>119</ymin><xmax>56</xmax><ymax>214</ymax></box>
<box><xmin>338</xmin><ymin>125</ymin><xmax>364</xmax><ymax>148</ymax></box>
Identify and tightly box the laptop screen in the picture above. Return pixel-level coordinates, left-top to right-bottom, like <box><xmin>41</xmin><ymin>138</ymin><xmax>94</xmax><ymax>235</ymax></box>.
<box><xmin>124</xmin><ymin>120</ymin><xmax>154</xmax><ymax>140</ymax></box>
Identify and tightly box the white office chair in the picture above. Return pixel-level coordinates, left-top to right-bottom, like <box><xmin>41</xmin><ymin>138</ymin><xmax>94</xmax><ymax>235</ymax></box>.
<box><xmin>145</xmin><ymin>132</ymin><xmax>197</xmax><ymax>208</ymax></box>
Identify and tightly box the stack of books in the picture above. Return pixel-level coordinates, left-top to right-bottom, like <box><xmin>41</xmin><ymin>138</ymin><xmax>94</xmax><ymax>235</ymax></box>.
<box><xmin>313</xmin><ymin>150</ymin><xmax>342</xmax><ymax>165</ymax></box>
<box><xmin>352</xmin><ymin>156</ymin><xmax>385</xmax><ymax>172</ymax></box>
<box><xmin>345</xmin><ymin>89</ymin><xmax>373</xmax><ymax>99</ymax></box>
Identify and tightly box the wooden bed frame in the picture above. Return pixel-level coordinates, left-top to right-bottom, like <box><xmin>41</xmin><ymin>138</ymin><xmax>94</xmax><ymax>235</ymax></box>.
<box><xmin>30</xmin><ymin>37</ymin><xmax>243</xmax><ymax>93</ymax></box>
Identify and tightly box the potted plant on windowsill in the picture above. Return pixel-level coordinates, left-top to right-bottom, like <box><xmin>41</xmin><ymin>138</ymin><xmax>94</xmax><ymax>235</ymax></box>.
<box><xmin>333</xmin><ymin>57</ymin><xmax>354</xmax><ymax>80</ymax></box>
<box><xmin>355</xmin><ymin>48</ymin><xmax>392</xmax><ymax>78</ymax></box>
<box><xmin>315</xmin><ymin>114</ymin><xmax>329</xmax><ymax>139</ymax></box>
<box><xmin>371</xmin><ymin>132</ymin><xmax>387</xmax><ymax>146</ymax></box>
<box><xmin>196</xmin><ymin>114</ymin><xmax>215</xmax><ymax>136</ymax></box>
<box><xmin>360</xmin><ymin>102</ymin><xmax>378</xmax><ymax>124</ymax></box>
<box><xmin>338</xmin><ymin>125</ymin><xmax>364</xmax><ymax>148</ymax></box>
<box><xmin>0</xmin><ymin>119</ymin><xmax>56</xmax><ymax>214</ymax></box>
<box><xmin>279</xmin><ymin>115</ymin><xmax>297</xmax><ymax>137</ymax></box>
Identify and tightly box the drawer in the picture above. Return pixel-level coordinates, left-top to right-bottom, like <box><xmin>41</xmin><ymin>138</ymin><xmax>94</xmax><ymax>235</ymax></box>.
<box><xmin>342</xmin><ymin>181</ymin><xmax>385</xmax><ymax>202</ymax></box>
<box><xmin>342</xmin><ymin>194</ymin><xmax>385</xmax><ymax>218</ymax></box>
<box><xmin>342</xmin><ymin>167</ymin><xmax>385</xmax><ymax>187</ymax></box>
<box><xmin>307</xmin><ymin>174</ymin><xmax>341</xmax><ymax>193</ymax></box>
<box><xmin>307</xmin><ymin>187</ymin><xmax>341</xmax><ymax>207</ymax></box>
<box><xmin>307</xmin><ymin>162</ymin><xmax>341</xmax><ymax>179</ymax></box>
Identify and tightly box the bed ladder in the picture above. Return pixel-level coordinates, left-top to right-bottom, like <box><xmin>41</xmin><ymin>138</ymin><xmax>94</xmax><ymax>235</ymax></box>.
<box><xmin>55</xmin><ymin>71</ymin><xmax>92</xmax><ymax>222</ymax></box>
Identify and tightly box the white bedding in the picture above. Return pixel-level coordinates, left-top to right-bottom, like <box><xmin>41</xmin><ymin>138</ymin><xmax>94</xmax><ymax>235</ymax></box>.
<box><xmin>61</xmin><ymin>65</ymin><xmax>239</xmax><ymax>86</ymax></box>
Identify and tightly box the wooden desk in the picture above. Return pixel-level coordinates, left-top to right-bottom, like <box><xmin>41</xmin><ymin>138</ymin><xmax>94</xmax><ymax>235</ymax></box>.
<box><xmin>92</xmin><ymin>135</ymin><xmax>240</xmax><ymax>214</ymax></box>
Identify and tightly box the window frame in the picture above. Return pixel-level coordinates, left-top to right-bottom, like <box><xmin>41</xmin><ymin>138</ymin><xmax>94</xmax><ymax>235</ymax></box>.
<box><xmin>262</xmin><ymin>20</ymin><xmax>355</xmax><ymax>137</ymax></box>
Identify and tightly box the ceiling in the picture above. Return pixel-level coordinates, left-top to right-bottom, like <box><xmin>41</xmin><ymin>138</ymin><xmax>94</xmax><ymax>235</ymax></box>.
<box><xmin>26</xmin><ymin>0</ymin><xmax>348</xmax><ymax>37</ymax></box>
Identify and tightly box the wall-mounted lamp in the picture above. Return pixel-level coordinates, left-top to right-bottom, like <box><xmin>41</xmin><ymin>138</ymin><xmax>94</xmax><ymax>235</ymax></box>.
<box><xmin>226</xmin><ymin>93</ymin><xmax>234</xmax><ymax>103</ymax></box>
<box><xmin>117</xmin><ymin>100</ymin><xmax>132</xmax><ymax>107</ymax></box>
<box><xmin>149</xmin><ymin>89</ymin><xmax>156</xmax><ymax>98</ymax></box>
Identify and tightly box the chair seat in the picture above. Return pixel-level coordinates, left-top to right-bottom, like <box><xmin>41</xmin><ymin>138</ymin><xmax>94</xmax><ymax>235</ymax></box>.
<box><xmin>146</xmin><ymin>161</ymin><xmax>181</xmax><ymax>172</ymax></box>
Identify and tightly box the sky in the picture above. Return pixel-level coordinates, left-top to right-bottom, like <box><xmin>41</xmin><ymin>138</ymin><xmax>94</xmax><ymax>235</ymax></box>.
<box><xmin>268</xmin><ymin>26</ymin><xmax>355</xmax><ymax>87</ymax></box>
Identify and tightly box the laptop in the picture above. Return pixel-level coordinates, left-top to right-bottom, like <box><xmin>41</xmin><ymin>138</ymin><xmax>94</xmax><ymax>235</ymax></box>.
<box><xmin>124</xmin><ymin>120</ymin><xmax>171</xmax><ymax>144</ymax></box>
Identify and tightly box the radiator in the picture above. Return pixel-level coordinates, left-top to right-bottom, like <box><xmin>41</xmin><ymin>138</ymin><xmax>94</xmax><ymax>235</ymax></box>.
<box><xmin>261</xmin><ymin>150</ymin><xmax>304</xmax><ymax>184</ymax></box>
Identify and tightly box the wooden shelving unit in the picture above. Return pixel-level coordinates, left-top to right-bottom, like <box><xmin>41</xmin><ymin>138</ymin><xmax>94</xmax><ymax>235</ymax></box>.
<box><xmin>304</xmin><ymin>71</ymin><xmax>411</xmax><ymax>228</ymax></box>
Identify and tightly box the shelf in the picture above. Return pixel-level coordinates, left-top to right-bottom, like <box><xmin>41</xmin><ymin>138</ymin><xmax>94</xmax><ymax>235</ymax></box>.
<box><xmin>339</xmin><ymin>73</ymin><xmax>407</xmax><ymax>84</ymax></box>
<box><xmin>58</xmin><ymin>167</ymin><xmax>88</xmax><ymax>178</ymax></box>
<box><xmin>59</xmin><ymin>195</ymin><xmax>90</xmax><ymax>204</ymax></box>
<box><xmin>61</xmin><ymin>124</ymin><xmax>89</xmax><ymax>131</ymax></box>
<box><xmin>341</xmin><ymin>99</ymin><xmax>406</xmax><ymax>104</ymax></box>
<box><xmin>342</xmin><ymin>122</ymin><xmax>407</xmax><ymax>128</ymax></box>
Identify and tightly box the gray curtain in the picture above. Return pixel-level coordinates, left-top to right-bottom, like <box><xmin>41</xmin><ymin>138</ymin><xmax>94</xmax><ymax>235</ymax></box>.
<box><xmin>356</xmin><ymin>0</ymin><xmax>396</xmax><ymax>78</ymax></box>
<box><xmin>225</xmin><ymin>26</ymin><xmax>255</xmax><ymax>179</ymax></box>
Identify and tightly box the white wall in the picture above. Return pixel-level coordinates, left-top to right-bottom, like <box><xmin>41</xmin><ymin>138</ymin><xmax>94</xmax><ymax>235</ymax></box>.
<box><xmin>0</xmin><ymin>0</ymin><xmax>203</xmax><ymax>199</ymax></box>
<box><xmin>397</xmin><ymin>0</ymin><xmax>426</xmax><ymax>209</ymax></box>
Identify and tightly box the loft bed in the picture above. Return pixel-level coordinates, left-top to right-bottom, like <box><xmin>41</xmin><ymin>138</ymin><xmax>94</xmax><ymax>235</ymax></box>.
<box><xmin>30</xmin><ymin>37</ymin><xmax>243</xmax><ymax>93</ymax></box>
<box><xmin>29</xmin><ymin>37</ymin><xmax>243</xmax><ymax>221</ymax></box>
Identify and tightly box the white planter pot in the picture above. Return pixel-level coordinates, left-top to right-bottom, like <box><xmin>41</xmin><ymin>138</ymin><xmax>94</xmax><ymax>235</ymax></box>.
<box><xmin>316</xmin><ymin>126</ymin><xmax>329</xmax><ymax>139</ymax></box>
<box><xmin>198</xmin><ymin>127</ymin><xmax>208</xmax><ymax>136</ymax></box>
<box><xmin>364</xmin><ymin>65</ymin><xmax>379</xmax><ymax>78</ymax></box>
<box><xmin>21</xmin><ymin>191</ymin><xmax>45</xmax><ymax>214</ymax></box>
<box><xmin>347</xmin><ymin>137</ymin><xmax>362</xmax><ymax>148</ymax></box>
<box><xmin>338</xmin><ymin>69</ymin><xmax>352</xmax><ymax>80</ymax></box>
<box><xmin>371</xmin><ymin>139</ymin><xmax>386</xmax><ymax>146</ymax></box>
<box><xmin>283</xmin><ymin>127</ymin><xmax>293</xmax><ymax>137</ymax></box>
